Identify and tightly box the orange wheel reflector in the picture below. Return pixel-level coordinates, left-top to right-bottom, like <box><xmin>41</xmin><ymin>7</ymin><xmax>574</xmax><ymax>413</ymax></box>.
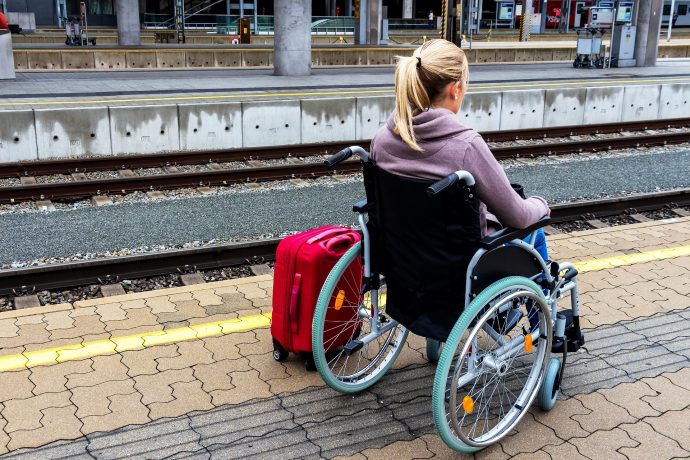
<box><xmin>334</xmin><ymin>290</ymin><xmax>346</xmax><ymax>310</ymax></box>
<box><xmin>463</xmin><ymin>395</ymin><xmax>475</xmax><ymax>414</ymax></box>
<box><xmin>524</xmin><ymin>334</ymin><xmax>533</xmax><ymax>353</ymax></box>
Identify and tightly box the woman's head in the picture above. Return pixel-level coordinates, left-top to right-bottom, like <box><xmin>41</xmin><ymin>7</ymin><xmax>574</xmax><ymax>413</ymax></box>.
<box><xmin>393</xmin><ymin>39</ymin><xmax>469</xmax><ymax>151</ymax></box>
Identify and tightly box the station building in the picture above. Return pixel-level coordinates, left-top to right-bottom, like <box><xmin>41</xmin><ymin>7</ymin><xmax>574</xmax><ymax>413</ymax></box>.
<box><xmin>4</xmin><ymin>0</ymin><xmax>686</xmax><ymax>30</ymax></box>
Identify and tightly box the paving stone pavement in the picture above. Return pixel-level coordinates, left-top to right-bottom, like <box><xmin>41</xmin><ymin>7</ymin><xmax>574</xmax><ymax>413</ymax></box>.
<box><xmin>0</xmin><ymin>218</ymin><xmax>689</xmax><ymax>458</ymax></box>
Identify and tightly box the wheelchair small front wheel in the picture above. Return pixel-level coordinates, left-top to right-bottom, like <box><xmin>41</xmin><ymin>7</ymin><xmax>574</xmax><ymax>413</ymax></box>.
<box><xmin>537</xmin><ymin>357</ymin><xmax>561</xmax><ymax>411</ymax></box>
<box><xmin>312</xmin><ymin>242</ymin><xmax>409</xmax><ymax>394</ymax></box>
<box><xmin>432</xmin><ymin>276</ymin><xmax>552</xmax><ymax>452</ymax></box>
<box><xmin>426</xmin><ymin>339</ymin><xmax>443</xmax><ymax>364</ymax></box>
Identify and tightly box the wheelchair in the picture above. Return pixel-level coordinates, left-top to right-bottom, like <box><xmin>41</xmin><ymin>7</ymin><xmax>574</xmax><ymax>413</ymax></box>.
<box><xmin>311</xmin><ymin>146</ymin><xmax>585</xmax><ymax>452</ymax></box>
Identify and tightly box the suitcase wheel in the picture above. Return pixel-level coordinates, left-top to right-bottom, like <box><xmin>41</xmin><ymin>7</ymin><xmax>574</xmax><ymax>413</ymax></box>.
<box><xmin>272</xmin><ymin>339</ymin><xmax>289</xmax><ymax>362</ymax></box>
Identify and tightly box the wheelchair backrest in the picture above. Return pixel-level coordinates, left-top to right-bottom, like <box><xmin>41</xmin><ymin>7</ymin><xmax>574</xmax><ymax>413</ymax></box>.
<box><xmin>363</xmin><ymin>162</ymin><xmax>483</xmax><ymax>341</ymax></box>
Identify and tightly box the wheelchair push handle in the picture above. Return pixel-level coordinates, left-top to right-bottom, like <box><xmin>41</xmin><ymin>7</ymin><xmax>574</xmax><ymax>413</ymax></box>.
<box><xmin>324</xmin><ymin>146</ymin><xmax>372</xmax><ymax>168</ymax></box>
<box><xmin>324</xmin><ymin>148</ymin><xmax>353</xmax><ymax>168</ymax></box>
<box><xmin>427</xmin><ymin>171</ymin><xmax>476</xmax><ymax>197</ymax></box>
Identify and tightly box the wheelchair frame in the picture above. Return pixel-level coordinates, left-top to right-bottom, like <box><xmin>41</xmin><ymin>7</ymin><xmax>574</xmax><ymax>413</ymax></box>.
<box><xmin>312</xmin><ymin>146</ymin><xmax>584</xmax><ymax>452</ymax></box>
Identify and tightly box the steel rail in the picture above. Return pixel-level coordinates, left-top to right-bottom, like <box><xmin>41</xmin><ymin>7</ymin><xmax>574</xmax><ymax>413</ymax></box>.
<box><xmin>0</xmin><ymin>142</ymin><xmax>360</xmax><ymax>179</ymax></box>
<box><xmin>481</xmin><ymin>117</ymin><xmax>690</xmax><ymax>143</ymax></box>
<box><xmin>1</xmin><ymin>129</ymin><xmax>690</xmax><ymax>204</ymax></box>
<box><xmin>1</xmin><ymin>188</ymin><xmax>688</xmax><ymax>296</ymax></box>
<box><xmin>549</xmin><ymin>188</ymin><xmax>690</xmax><ymax>223</ymax></box>
<box><xmin>490</xmin><ymin>130</ymin><xmax>690</xmax><ymax>160</ymax></box>
<box><xmin>0</xmin><ymin>160</ymin><xmax>362</xmax><ymax>203</ymax></box>
<box><xmin>1</xmin><ymin>117</ymin><xmax>688</xmax><ymax>179</ymax></box>
<box><xmin>0</xmin><ymin>239</ymin><xmax>280</xmax><ymax>296</ymax></box>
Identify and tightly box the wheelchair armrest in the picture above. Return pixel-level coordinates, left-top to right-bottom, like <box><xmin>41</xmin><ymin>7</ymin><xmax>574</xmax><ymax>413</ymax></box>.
<box><xmin>352</xmin><ymin>198</ymin><xmax>371</xmax><ymax>213</ymax></box>
<box><xmin>479</xmin><ymin>216</ymin><xmax>551</xmax><ymax>250</ymax></box>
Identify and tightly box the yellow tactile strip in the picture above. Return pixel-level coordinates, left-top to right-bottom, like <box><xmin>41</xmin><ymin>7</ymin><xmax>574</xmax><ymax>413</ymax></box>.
<box><xmin>0</xmin><ymin>313</ymin><xmax>271</xmax><ymax>372</ymax></box>
<box><xmin>576</xmin><ymin>244</ymin><xmax>690</xmax><ymax>272</ymax></box>
<box><xmin>3</xmin><ymin>76</ymin><xmax>690</xmax><ymax>108</ymax></box>
<box><xmin>0</xmin><ymin>218</ymin><xmax>687</xmax><ymax>454</ymax></box>
<box><xmin>0</xmin><ymin>238</ymin><xmax>688</xmax><ymax>373</ymax></box>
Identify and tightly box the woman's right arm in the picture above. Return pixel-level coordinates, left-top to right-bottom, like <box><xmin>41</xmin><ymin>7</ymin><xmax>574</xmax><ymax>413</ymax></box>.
<box><xmin>463</xmin><ymin>135</ymin><xmax>550</xmax><ymax>229</ymax></box>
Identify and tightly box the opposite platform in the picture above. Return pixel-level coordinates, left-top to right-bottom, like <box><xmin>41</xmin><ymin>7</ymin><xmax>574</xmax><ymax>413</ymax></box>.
<box><xmin>0</xmin><ymin>217</ymin><xmax>689</xmax><ymax>458</ymax></box>
<box><xmin>1</xmin><ymin>62</ymin><xmax>689</xmax><ymax>162</ymax></box>
<box><xmin>3</xmin><ymin>61</ymin><xmax>690</xmax><ymax>108</ymax></box>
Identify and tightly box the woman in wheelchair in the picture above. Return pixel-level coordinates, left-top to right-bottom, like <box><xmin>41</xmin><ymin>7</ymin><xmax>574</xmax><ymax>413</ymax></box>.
<box><xmin>311</xmin><ymin>39</ymin><xmax>584</xmax><ymax>452</ymax></box>
<box><xmin>374</xmin><ymin>39</ymin><xmax>550</xmax><ymax>260</ymax></box>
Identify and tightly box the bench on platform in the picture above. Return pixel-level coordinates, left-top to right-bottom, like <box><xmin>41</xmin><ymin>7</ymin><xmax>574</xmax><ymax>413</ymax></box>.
<box><xmin>154</xmin><ymin>31</ymin><xmax>176</xmax><ymax>43</ymax></box>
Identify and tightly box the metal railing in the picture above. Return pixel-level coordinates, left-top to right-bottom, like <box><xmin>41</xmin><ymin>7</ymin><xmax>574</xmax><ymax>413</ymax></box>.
<box><xmin>145</xmin><ymin>14</ymin><xmax>355</xmax><ymax>35</ymax></box>
<box><xmin>311</xmin><ymin>17</ymin><xmax>355</xmax><ymax>35</ymax></box>
<box><xmin>388</xmin><ymin>18</ymin><xmax>433</xmax><ymax>30</ymax></box>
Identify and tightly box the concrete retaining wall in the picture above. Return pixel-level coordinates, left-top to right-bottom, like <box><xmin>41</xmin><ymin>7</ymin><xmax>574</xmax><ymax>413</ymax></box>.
<box><xmin>110</xmin><ymin>105</ymin><xmax>180</xmax><ymax>154</ymax></box>
<box><xmin>459</xmin><ymin>92</ymin><xmax>502</xmax><ymax>132</ymax></box>
<box><xmin>0</xmin><ymin>110</ymin><xmax>37</xmax><ymax>162</ymax></box>
<box><xmin>1</xmin><ymin>82</ymin><xmax>689</xmax><ymax>163</ymax></box>
<box><xmin>178</xmin><ymin>103</ymin><xmax>242</xmax><ymax>151</ymax></box>
<box><xmin>34</xmin><ymin>107</ymin><xmax>111</xmax><ymax>159</ymax></box>
<box><xmin>10</xmin><ymin>46</ymin><xmax>575</xmax><ymax>71</ymax></box>
<box><xmin>13</xmin><ymin>43</ymin><xmax>690</xmax><ymax>71</ymax></box>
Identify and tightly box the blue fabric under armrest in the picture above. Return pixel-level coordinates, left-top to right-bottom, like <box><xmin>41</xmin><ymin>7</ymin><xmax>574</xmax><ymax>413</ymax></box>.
<box><xmin>479</xmin><ymin>216</ymin><xmax>552</xmax><ymax>250</ymax></box>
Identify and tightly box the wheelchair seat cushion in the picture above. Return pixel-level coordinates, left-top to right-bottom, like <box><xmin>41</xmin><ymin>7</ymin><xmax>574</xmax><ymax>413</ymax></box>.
<box><xmin>366</xmin><ymin>166</ymin><xmax>482</xmax><ymax>342</ymax></box>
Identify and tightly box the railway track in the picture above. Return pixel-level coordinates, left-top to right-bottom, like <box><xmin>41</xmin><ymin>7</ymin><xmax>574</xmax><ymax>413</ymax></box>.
<box><xmin>1</xmin><ymin>118</ymin><xmax>689</xmax><ymax>204</ymax></box>
<box><xmin>1</xmin><ymin>188</ymin><xmax>689</xmax><ymax>297</ymax></box>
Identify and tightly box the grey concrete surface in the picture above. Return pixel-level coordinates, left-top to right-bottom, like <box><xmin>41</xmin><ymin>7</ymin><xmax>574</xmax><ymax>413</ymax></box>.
<box><xmin>1</xmin><ymin>149</ymin><xmax>689</xmax><ymax>264</ymax></box>
<box><xmin>0</xmin><ymin>109</ymin><xmax>36</xmax><ymax>162</ymax></box>
<box><xmin>2</xmin><ymin>62</ymin><xmax>689</xmax><ymax>162</ymax></box>
<box><xmin>0</xmin><ymin>33</ymin><xmax>16</xmax><ymax>81</ymax></box>
<box><xmin>115</xmin><ymin>0</ymin><xmax>141</xmax><ymax>46</ymax></box>
<box><xmin>3</xmin><ymin>61</ymin><xmax>690</xmax><ymax>103</ymax></box>
<box><xmin>1</xmin><ymin>80</ymin><xmax>689</xmax><ymax>162</ymax></box>
<box><xmin>635</xmin><ymin>0</ymin><xmax>664</xmax><ymax>67</ymax></box>
<box><xmin>274</xmin><ymin>0</ymin><xmax>312</xmax><ymax>76</ymax></box>
<box><xmin>5</xmin><ymin>307</ymin><xmax>689</xmax><ymax>459</ymax></box>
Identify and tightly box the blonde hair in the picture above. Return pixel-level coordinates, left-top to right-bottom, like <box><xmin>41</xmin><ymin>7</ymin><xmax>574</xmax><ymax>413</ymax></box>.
<box><xmin>394</xmin><ymin>39</ymin><xmax>469</xmax><ymax>151</ymax></box>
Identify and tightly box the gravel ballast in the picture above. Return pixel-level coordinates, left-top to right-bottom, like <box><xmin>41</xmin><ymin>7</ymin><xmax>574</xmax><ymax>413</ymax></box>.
<box><xmin>1</xmin><ymin>148</ymin><xmax>689</xmax><ymax>265</ymax></box>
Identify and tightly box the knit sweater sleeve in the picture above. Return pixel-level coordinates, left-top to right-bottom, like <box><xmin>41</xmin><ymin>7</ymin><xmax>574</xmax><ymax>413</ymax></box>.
<box><xmin>462</xmin><ymin>135</ymin><xmax>550</xmax><ymax>229</ymax></box>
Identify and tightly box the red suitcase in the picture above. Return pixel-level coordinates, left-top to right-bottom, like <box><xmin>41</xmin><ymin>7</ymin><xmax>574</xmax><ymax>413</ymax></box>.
<box><xmin>271</xmin><ymin>225</ymin><xmax>362</xmax><ymax>370</ymax></box>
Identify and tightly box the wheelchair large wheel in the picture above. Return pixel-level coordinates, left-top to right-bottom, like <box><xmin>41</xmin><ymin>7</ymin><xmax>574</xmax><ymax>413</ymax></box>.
<box><xmin>312</xmin><ymin>242</ymin><xmax>409</xmax><ymax>393</ymax></box>
<box><xmin>432</xmin><ymin>277</ymin><xmax>552</xmax><ymax>452</ymax></box>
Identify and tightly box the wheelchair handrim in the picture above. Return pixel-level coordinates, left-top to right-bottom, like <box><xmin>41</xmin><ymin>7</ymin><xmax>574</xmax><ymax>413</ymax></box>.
<box><xmin>333</xmin><ymin>323</ymin><xmax>406</xmax><ymax>382</ymax></box>
<box><xmin>313</xmin><ymin>242</ymin><xmax>409</xmax><ymax>393</ymax></box>
<box><xmin>431</xmin><ymin>277</ymin><xmax>552</xmax><ymax>453</ymax></box>
<box><xmin>449</xmin><ymin>289</ymin><xmax>550</xmax><ymax>447</ymax></box>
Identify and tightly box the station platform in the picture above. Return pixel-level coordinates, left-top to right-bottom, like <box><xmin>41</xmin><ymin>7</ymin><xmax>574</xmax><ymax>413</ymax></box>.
<box><xmin>1</xmin><ymin>61</ymin><xmax>689</xmax><ymax>162</ymax></box>
<box><xmin>0</xmin><ymin>217</ymin><xmax>689</xmax><ymax>458</ymax></box>
<box><xmin>13</xmin><ymin>28</ymin><xmax>690</xmax><ymax>46</ymax></box>
<box><xmin>3</xmin><ymin>61</ymin><xmax>690</xmax><ymax>109</ymax></box>
<box><xmin>0</xmin><ymin>59</ymin><xmax>690</xmax><ymax>162</ymax></box>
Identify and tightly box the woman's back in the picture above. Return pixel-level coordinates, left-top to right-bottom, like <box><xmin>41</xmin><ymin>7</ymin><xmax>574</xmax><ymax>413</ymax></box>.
<box><xmin>371</xmin><ymin>107</ymin><xmax>549</xmax><ymax>237</ymax></box>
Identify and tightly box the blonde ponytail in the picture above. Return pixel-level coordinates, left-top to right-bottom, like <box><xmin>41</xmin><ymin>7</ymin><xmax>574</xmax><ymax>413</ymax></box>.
<box><xmin>393</xmin><ymin>39</ymin><xmax>469</xmax><ymax>152</ymax></box>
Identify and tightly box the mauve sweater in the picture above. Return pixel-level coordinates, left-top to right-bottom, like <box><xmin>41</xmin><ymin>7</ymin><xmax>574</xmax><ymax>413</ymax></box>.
<box><xmin>370</xmin><ymin>108</ymin><xmax>550</xmax><ymax>237</ymax></box>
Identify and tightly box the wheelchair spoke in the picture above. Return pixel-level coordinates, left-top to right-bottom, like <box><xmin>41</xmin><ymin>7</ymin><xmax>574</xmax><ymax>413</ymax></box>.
<box><xmin>442</xmin><ymin>288</ymin><xmax>551</xmax><ymax>447</ymax></box>
<box><xmin>313</xmin><ymin>248</ymin><xmax>408</xmax><ymax>391</ymax></box>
